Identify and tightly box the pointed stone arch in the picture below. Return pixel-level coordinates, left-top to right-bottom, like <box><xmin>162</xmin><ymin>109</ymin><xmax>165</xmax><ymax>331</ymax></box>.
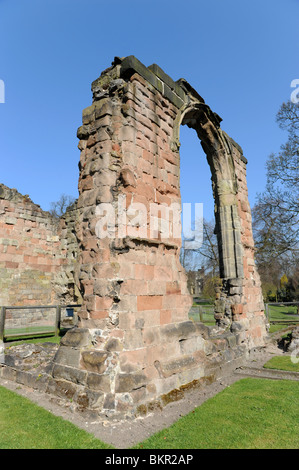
<box><xmin>174</xmin><ymin>99</ymin><xmax>244</xmax><ymax>283</ymax></box>
<box><xmin>50</xmin><ymin>56</ymin><xmax>268</xmax><ymax>417</ymax></box>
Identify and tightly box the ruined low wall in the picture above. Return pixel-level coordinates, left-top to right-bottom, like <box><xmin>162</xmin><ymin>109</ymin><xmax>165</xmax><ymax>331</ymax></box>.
<box><xmin>0</xmin><ymin>184</ymin><xmax>81</xmax><ymax>308</ymax></box>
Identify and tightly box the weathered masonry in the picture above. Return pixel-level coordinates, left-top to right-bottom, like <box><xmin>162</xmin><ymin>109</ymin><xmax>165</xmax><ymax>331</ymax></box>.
<box><xmin>0</xmin><ymin>184</ymin><xmax>81</xmax><ymax>307</ymax></box>
<box><xmin>48</xmin><ymin>56</ymin><xmax>268</xmax><ymax>417</ymax></box>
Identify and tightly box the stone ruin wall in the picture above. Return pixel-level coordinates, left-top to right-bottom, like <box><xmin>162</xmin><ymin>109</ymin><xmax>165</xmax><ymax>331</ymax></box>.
<box><xmin>0</xmin><ymin>183</ymin><xmax>81</xmax><ymax>312</ymax></box>
<box><xmin>47</xmin><ymin>57</ymin><xmax>268</xmax><ymax>418</ymax></box>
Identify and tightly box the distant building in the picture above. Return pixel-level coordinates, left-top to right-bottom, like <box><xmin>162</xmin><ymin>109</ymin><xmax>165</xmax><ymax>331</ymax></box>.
<box><xmin>186</xmin><ymin>268</ymin><xmax>205</xmax><ymax>296</ymax></box>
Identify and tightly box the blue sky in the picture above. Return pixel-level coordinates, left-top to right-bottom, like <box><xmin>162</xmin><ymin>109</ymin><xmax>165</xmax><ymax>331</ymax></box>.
<box><xmin>0</xmin><ymin>0</ymin><xmax>298</xmax><ymax>223</ymax></box>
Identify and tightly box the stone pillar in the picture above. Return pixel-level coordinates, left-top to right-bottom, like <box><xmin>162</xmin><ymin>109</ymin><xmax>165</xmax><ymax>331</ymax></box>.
<box><xmin>50</xmin><ymin>56</ymin><xmax>268</xmax><ymax>417</ymax></box>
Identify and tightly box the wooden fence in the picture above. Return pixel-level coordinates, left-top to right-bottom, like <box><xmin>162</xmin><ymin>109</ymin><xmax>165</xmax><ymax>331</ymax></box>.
<box><xmin>0</xmin><ymin>304</ymin><xmax>81</xmax><ymax>341</ymax></box>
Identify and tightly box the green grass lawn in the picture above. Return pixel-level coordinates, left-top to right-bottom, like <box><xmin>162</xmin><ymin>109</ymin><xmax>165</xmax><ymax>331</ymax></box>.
<box><xmin>135</xmin><ymin>378</ymin><xmax>299</xmax><ymax>449</ymax></box>
<box><xmin>268</xmin><ymin>305</ymin><xmax>299</xmax><ymax>334</ymax></box>
<box><xmin>4</xmin><ymin>335</ymin><xmax>60</xmax><ymax>347</ymax></box>
<box><xmin>190</xmin><ymin>303</ymin><xmax>299</xmax><ymax>332</ymax></box>
<box><xmin>0</xmin><ymin>386</ymin><xmax>113</xmax><ymax>449</ymax></box>
<box><xmin>4</xmin><ymin>326</ymin><xmax>57</xmax><ymax>342</ymax></box>
<box><xmin>269</xmin><ymin>324</ymin><xmax>292</xmax><ymax>333</ymax></box>
<box><xmin>269</xmin><ymin>305</ymin><xmax>298</xmax><ymax>319</ymax></box>
<box><xmin>263</xmin><ymin>355</ymin><xmax>299</xmax><ymax>373</ymax></box>
<box><xmin>1</xmin><ymin>378</ymin><xmax>299</xmax><ymax>449</ymax></box>
<box><xmin>189</xmin><ymin>303</ymin><xmax>215</xmax><ymax>325</ymax></box>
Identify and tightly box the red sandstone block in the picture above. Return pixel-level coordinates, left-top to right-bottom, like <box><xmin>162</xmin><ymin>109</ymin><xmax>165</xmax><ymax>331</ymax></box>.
<box><xmin>23</xmin><ymin>255</ymin><xmax>37</xmax><ymax>264</ymax></box>
<box><xmin>95</xmin><ymin>296</ymin><xmax>113</xmax><ymax>310</ymax></box>
<box><xmin>155</xmin><ymin>180</ymin><xmax>167</xmax><ymax>194</ymax></box>
<box><xmin>5</xmin><ymin>261</ymin><xmax>19</xmax><ymax>269</ymax></box>
<box><xmin>161</xmin><ymin>150</ymin><xmax>177</xmax><ymax>166</ymax></box>
<box><xmin>89</xmin><ymin>310</ymin><xmax>109</xmax><ymax>320</ymax></box>
<box><xmin>118</xmin><ymin>295</ymin><xmax>138</xmax><ymax>313</ymax></box>
<box><xmin>118</xmin><ymin>262</ymin><xmax>135</xmax><ymax>279</ymax></box>
<box><xmin>118</xmin><ymin>311</ymin><xmax>135</xmax><ymax>330</ymax></box>
<box><xmin>108</xmin><ymin>329</ymin><xmax>124</xmax><ymax>341</ymax></box>
<box><xmin>231</xmin><ymin>304</ymin><xmax>243</xmax><ymax>315</ymax></box>
<box><xmin>118</xmin><ymin>125</ymin><xmax>137</xmax><ymax>143</ymax></box>
<box><xmin>168</xmin><ymin>173</ymin><xmax>178</xmax><ymax>188</ymax></box>
<box><xmin>166</xmin><ymin>281</ymin><xmax>181</xmax><ymax>295</ymax></box>
<box><xmin>121</xmin><ymin>141</ymin><xmax>139</xmax><ymax>157</ymax></box>
<box><xmin>16</xmin><ymin>218</ymin><xmax>24</xmax><ymax>227</ymax></box>
<box><xmin>142</xmin><ymin>365</ymin><xmax>160</xmax><ymax>383</ymax></box>
<box><xmin>135</xmin><ymin>264</ymin><xmax>155</xmax><ymax>280</ymax></box>
<box><xmin>138</xmin><ymin>113</ymin><xmax>155</xmax><ymax>133</ymax></box>
<box><xmin>138</xmin><ymin>158</ymin><xmax>152</xmax><ymax>176</ymax></box>
<box><xmin>6</xmin><ymin>245</ymin><xmax>17</xmax><ymax>254</ymax></box>
<box><xmin>136</xmin><ymin>132</ymin><xmax>151</xmax><ymax>151</ymax></box>
<box><xmin>142</xmin><ymin>326</ymin><xmax>161</xmax><ymax>346</ymax></box>
<box><xmin>31</xmin><ymin>263</ymin><xmax>52</xmax><ymax>272</ymax></box>
<box><xmin>154</xmin><ymin>266</ymin><xmax>172</xmax><ymax>281</ymax></box>
<box><xmin>147</xmin><ymin>280</ymin><xmax>166</xmax><ymax>296</ymax></box>
<box><xmin>86</xmin><ymin>134</ymin><xmax>98</xmax><ymax>148</ymax></box>
<box><xmin>85</xmin><ymin>239</ymin><xmax>98</xmax><ymax>251</ymax></box>
<box><xmin>176</xmin><ymin>295</ymin><xmax>193</xmax><ymax>309</ymax></box>
<box><xmin>162</xmin><ymin>294</ymin><xmax>177</xmax><ymax>309</ymax></box>
<box><xmin>160</xmin><ymin>309</ymin><xmax>172</xmax><ymax>325</ymax></box>
<box><xmin>135</xmin><ymin>310</ymin><xmax>161</xmax><ymax>329</ymax></box>
<box><xmin>142</xmin><ymin>173</ymin><xmax>155</xmax><ymax>187</ymax></box>
<box><xmin>95</xmin><ymin>115</ymin><xmax>113</xmax><ymax>130</ymax></box>
<box><xmin>130</xmin><ymin>193</ymin><xmax>150</xmax><ymax>211</ymax></box>
<box><xmin>92</xmin><ymin>262</ymin><xmax>119</xmax><ymax>279</ymax></box>
<box><xmin>119</xmin><ymin>348</ymin><xmax>147</xmax><ymax>371</ymax></box>
<box><xmin>155</xmin><ymin>192</ymin><xmax>172</xmax><ymax>206</ymax></box>
<box><xmin>81</xmin><ymin>280</ymin><xmax>94</xmax><ymax>296</ymax></box>
<box><xmin>142</xmin><ymin>149</ymin><xmax>154</xmax><ymax>165</ymax></box>
<box><xmin>164</xmin><ymin>159</ymin><xmax>178</xmax><ymax>177</ymax></box>
<box><xmin>112</xmin><ymin>143</ymin><xmax>121</xmax><ymax>152</ymax></box>
<box><xmin>80</xmin><ymin>251</ymin><xmax>95</xmax><ymax>264</ymax></box>
<box><xmin>121</xmin><ymin>279</ymin><xmax>148</xmax><ymax>296</ymax></box>
<box><xmin>123</xmin><ymin>328</ymin><xmax>144</xmax><ymax>349</ymax></box>
<box><xmin>147</xmin><ymin>250</ymin><xmax>169</xmax><ymax>267</ymax></box>
<box><xmin>157</xmin><ymin>156</ymin><xmax>166</xmax><ymax>170</ymax></box>
<box><xmin>137</xmin><ymin>295</ymin><xmax>163</xmax><ymax>311</ymax></box>
<box><xmin>251</xmin><ymin>326</ymin><xmax>262</xmax><ymax>338</ymax></box>
<box><xmin>80</xmin><ymin>175</ymin><xmax>94</xmax><ymax>192</ymax></box>
<box><xmin>135</xmin><ymin>182</ymin><xmax>155</xmax><ymax>201</ymax></box>
<box><xmin>171</xmin><ymin>308</ymin><xmax>189</xmax><ymax>323</ymax></box>
<box><xmin>162</xmin><ymin>294</ymin><xmax>190</xmax><ymax>311</ymax></box>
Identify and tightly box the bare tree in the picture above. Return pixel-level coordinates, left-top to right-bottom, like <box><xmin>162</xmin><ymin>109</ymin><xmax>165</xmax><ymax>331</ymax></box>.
<box><xmin>49</xmin><ymin>194</ymin><xmax>76</xmax><ymax>219</ymax></box>
<box><xmin>180</xmin><ymin>218</ymin><xmax>219</xmax><ymax>274</ymax></box>
<box><xmin>199</xmin><ymin>219</ymin><xmax>219</xmax><ymax>276</ymax></box>
<box><xmin>252</xmin><ymin>100</ymin><xmax>299</xmax><ymax>300</ymax></box>
<box><xmin>253</xmin><ymin>100</ymin><xmax>299</xmax><ymax>263</ymax></box>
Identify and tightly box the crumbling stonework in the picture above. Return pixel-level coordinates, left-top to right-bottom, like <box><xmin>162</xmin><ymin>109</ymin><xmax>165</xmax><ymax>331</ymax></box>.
<box><xmin>49</xmin><ymin>56</ymin><xmax>268</xmax><ymax>418</ymax></box>
<box><xmin>0</xmin><ymin>184</ymin><xmax>81</xmax><ymax>307</ymax></box>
